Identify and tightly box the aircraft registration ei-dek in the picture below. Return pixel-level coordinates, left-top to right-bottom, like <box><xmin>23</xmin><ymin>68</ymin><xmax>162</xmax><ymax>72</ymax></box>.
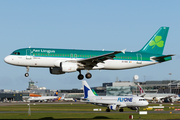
<box><xmin>81</xmin><ymin>80</ymin><xmax>148</xmax><ymax>112</ymax></box>
<box><xmin>4</xmin><ymin>27</ymin><xmax>174</xmax><ymax>80</ymax></box>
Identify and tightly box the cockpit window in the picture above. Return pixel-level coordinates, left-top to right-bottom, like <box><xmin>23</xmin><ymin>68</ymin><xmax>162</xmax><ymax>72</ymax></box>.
<box><xmin>12</xmin><ymin>52</ymin><xmax>20</xmax><ymax>55</ymax></box>
<box><xmin>139</xmin><ymin>99</ymin><xmax>147</xmax><ymax>101</ymax></box>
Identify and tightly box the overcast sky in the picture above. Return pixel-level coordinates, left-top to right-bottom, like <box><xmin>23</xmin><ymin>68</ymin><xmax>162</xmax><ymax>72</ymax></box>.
<box><xmin>0</xmin><ymin>0</ymin><xmax>180</xmax><ymax>91</ymax></box>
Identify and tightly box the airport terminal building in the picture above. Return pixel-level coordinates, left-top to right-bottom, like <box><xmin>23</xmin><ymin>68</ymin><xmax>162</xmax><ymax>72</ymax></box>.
<box><xmin>0</xmin><ymin>79</ymin><xmax>180</xmax><ymax>102</ymax></box>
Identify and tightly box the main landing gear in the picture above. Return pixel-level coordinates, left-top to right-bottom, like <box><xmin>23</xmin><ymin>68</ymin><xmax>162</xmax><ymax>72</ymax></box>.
<box><xmin>119</xmin><ymin>108</ymin><xmax>124</xmax><ymax>112</ymax></box>
<box><xmin>136</xmin><ymin>107</ymin><xmax>139</xmax><ymax>112</ymax></box>
<box><xmin>106</xmin><ymin>107</ymin><xmax>110</xmax><ymax>112</ymax></box>
<box><xmin>78</xmin><ymin>70</ymin><xmax>92</xmax><ymax>80</ymax></box>
<box><xmin>25</xmin><ymin>66</ymin><xmax>29</xmax><ymax>77</ymax></box>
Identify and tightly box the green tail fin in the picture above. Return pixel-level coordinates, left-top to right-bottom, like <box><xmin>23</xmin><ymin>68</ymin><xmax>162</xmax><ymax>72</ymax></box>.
<box><xmin>92</xmin><ymin>89</ymin><xmax>98</xmax><ymax>96</ymax></box>
<box><xmin>139</xmin><ymin>27</ymin><xmax>169</xmax><ymax>55</ymax></box>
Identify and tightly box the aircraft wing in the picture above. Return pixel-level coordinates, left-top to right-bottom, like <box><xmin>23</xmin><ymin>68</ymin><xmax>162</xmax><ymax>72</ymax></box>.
<box><xmin>159</xmin><ymin>95</ymin><xmax>177</xmax><ymax>100</ymax></box>
<box><xmin>77</xmin><ymin>49</ymin><xmax>126</xmax><ymax>68</ymax></box>
<box><xmin>140</xmin><ymin>93</ymin><xmax>146</xmax><ymax>97</ymax></box>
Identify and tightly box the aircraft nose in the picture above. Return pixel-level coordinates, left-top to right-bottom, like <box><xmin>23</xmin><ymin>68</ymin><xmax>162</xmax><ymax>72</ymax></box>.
<box><xmin>4</xmin><ymin>55</ymin><xmax>11</xmax><ymax>64</ymax></box>
<box><xmin>146</xmin><ymin>101</ymin><xmax>149</xmax><ymax>106</ymax></box>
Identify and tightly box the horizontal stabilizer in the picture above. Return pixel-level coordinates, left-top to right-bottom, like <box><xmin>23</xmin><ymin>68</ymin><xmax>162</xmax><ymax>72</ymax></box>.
<box><xmin>151</xmin><ymin>54</ymin><xmax>175</xmax><ymax>61</ymax></box>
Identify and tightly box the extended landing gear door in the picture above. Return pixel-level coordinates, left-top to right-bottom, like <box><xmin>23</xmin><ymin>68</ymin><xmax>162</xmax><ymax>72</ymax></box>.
<box><xmin>26</xmin><ymin>49</ymin><xmax>32</xmax><ymax>60</ymax></box>
<box><xmin>136</xmin><ymin>53</ymin><xmax>142</xmax><ymax>64</ymax></box>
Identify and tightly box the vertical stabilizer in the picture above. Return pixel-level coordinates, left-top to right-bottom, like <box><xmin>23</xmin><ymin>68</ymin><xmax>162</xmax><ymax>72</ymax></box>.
<box><xmin>137</xmin><ymin>83</ymin><xmax>146</xmax><ymax>97</ymax></box>
<box><xmin>139</xmin><ymin>27</ymin><xmax>169</xmax><ymax>55</ymax></box>
<box><xmin>58</xmin><ymin>94</ymin><xmax>65</xmax><ymax>100</ymax></box>
<box><xmin>54</xmin><ymin>90</ymin><xmax>58</xmax><ymax>96</ymax></box>
<box><xmin>82</xmin><ymin>80</ymin><xmax>95</xmax><ymax>98</ymax></box>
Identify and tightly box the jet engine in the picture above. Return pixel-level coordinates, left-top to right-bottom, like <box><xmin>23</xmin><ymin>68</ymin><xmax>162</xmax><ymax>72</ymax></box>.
<box><xmin>50</xmin><ymin>62</ymin><xmax>78</xmax><ymax>74</ymax></box>
<box><xmin>60</xmin><ymin>62</ymin><xmax>78</xmax><ymax>72</ymax></box>
<box><xmin>128</xmin><ymin>107</ymin><xmax>138</xmax><ymax>110</ymax></box>
<box><xmin>49</xmin><ymin>67</ymin><xmax>65</xmax><ymax>74</ymax></box>
<box><xmin>109</xmin><ymin>104</ymin><xmax>117</xmax><ymax>110</ymax></box>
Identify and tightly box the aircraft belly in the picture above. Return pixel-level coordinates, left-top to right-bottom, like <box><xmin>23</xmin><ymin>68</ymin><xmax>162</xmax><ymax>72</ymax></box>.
<box><xmin>103</xmin><ymin>60</ymin><xmax>157</xmax><ymax>70</ymax></box>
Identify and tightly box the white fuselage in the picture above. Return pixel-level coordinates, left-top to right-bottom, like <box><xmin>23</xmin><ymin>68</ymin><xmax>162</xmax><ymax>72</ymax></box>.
<box><xmin>28</xmin><ymin>96</ymin><xmax>58</xmax><ymax>101</ymax></box>
<box><xmin>143</xmin><ymin>93</ymin><xmax>177</xmax><ymax>101</ymax></box>
<box><xmin>86</xmin><ymin>96</ymin><xmax>148</xmax><ymax>107</ymax></box>
<box><xmin>4</xmin><ymin>55</ymin><xmax>157</xmax><ymax>70</ymax></box>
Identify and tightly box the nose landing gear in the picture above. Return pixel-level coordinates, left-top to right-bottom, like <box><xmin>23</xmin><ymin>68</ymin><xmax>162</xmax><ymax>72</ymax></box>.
<box><xmin>25</xmin><ymin>66</ymin><xmax>29</xmax><ymax>77</ymax></box>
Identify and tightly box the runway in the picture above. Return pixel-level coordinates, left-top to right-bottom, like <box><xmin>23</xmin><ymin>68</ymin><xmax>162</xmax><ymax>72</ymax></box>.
<box><xmin>0</xmin><ymin>102</ymin><xmax>179</xmax><ymax>114</ymax></box>
<box><xmin>0</xmin><ymin>110</ymin><xmax>179</xmax><ymax>114</ymax></box>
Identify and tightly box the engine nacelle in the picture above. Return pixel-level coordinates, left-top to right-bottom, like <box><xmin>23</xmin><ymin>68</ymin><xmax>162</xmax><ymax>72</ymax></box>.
<box><xmin>128</xmin><ymin>107</ymin><xmax>138</xmax><ymax>110</ymax></box>
<box><xmin>109</xmin><ymin>104</ymin><xmax>117</xmax><ymax>110</ymax></box>
<box><xmin>153</xmin><ymin>97</ymin><xmax>158</xmax><ymax>101</ymax></box>
<box><xmin>49</xmin><ymin>67</ymin><xmax>65</xmax><ymax>75</ymax></box>
<box><xmin>61</xmin><ymin>62</ymin><xmax>78</xmax><ymax>72</ymax></box>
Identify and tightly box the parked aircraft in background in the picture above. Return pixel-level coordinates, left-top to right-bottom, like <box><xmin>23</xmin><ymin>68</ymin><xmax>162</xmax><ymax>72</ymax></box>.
<box><xmin>171</xmin><ymin>95</ymin><xmax>180</xmax><ymax>102</ymax></box>
<box><xmin>28</xmin><ymin>91</ymin><xmax>65</xmax><ymax>102</ymax></box>
<box><xmin>64</xmin><ymin>97</ymin><xmax>74</xmax><ymax>102</ymax></box>
<box><xmin>4</xmin><ymin>27</ymin><xmax>174</xmax><ymax>80</ymax></box>
<box><xmin>29</xmin><ymin>93</ymin><xmax>41</xmax><ymax>97</ymax></box>
<box><xmin>137</xmin><ymin>83</ymin><xmax>177</xmax><ymax>103</ymax></box>
<box><xmin>81</xmin><ymin>80</ymin><xmax>148</xmax><ymax>112</ymax></box>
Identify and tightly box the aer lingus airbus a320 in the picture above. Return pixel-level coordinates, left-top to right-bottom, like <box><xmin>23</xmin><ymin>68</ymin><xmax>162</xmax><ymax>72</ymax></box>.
<box><xmin>4</xmin><ymin>27</ymin><xmax>174</xmax><ymax>80</ymax></box>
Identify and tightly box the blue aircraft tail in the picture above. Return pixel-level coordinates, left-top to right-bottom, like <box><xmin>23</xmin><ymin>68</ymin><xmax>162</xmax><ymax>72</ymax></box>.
<box><xmin>82</xmin><ymin>80</ymin><xmax>95</xmax><ymax>98</ymax></box>
<box><xmin>54</xmin><ymin>90</ymin><xmax>58</xmax><ymax>96</ymax></box>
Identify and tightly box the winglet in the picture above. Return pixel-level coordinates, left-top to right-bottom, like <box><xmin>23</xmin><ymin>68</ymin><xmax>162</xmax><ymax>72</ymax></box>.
<box><xmin>122</xmin><ymin>49</ymin><xmax>126</xmax><ymax>54</ymax></box>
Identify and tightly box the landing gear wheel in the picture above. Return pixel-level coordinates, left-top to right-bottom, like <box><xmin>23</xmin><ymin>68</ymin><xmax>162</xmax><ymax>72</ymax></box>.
<box><xmin>85</xmin><ymin>73</ymin><xmax>92</xmax><ymax>79</ymax></box>
<box><xmin>25</xmin><ymin>66</ymin><xmax>30</xmax><ymax>77</ymax></box>
<box><xmin>119</xmin><ymin>108</ymin><xmax>124</xmax><ymax>112</ymax></box>
<box><xmin>78</xmin><ymin>74</ymin><xmax>84</xmax><ymax>80</ymax></box>
<box><xmin>25</xmin><ymin>73</ymin><xmax>29</xmax><ymax>77</ymax></box>
<box><xmin>106</xmin><ymin>109</ymin><xmax>110</xmax><ymax>112</ymax></box>
<box><xmin>136</xmin><ymin>107</ymin><xmax>139</xmax><ymax>112</ymax></box>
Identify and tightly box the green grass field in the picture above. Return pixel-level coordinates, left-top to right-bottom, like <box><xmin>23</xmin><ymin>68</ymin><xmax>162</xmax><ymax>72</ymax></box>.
<box><xmin>0</xmin><ymin>103</ymin><xmax>179</xmax><ymax>119</ymax></box>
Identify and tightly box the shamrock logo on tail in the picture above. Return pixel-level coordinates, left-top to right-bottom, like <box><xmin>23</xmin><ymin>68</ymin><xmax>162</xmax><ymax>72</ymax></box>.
<box><xmin>149</xmin><ymin>36</ymin><xmax>164</xmax><ymax>49</ymax></box>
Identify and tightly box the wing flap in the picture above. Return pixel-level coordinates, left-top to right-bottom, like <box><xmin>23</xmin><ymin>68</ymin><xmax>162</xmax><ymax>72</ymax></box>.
<box><xmin>77</xmin><ymin>49</ymin><xmax>126</xmax><ymax>68</ymax></box>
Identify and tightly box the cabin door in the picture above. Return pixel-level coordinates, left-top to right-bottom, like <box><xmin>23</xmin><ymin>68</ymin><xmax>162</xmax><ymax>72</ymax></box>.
<box><xmin>26</xmin><ymin>49</ymin><xmax>32</xmax><ymax>59</ymax></box>
<box><xmin>136</xmin><ymin>53</ymin><xmax>142</xmax><ymax>64</ymax></box>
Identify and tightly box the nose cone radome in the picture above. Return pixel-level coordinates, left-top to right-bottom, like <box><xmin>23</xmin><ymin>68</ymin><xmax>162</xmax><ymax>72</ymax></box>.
<box><xmin>145</xmin><ymin>101</ymin><xmax>149</xmax><ymax>106</ymax></box>
<box><xmin>4</xmin><ymin>55</ymin><xmax>11</xmax><ymax>64</ymax></box>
